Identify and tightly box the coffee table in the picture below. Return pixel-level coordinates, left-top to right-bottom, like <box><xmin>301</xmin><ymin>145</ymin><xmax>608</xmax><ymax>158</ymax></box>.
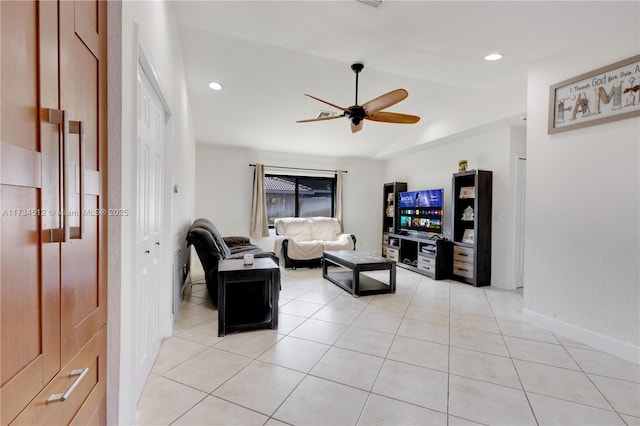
<box><xmin>322</xmin><ymin>250</ymin><xmax>396</xmax><ymax>297</ymax></box>
<box><xmin>217</xmin><ymin>257</ymin><xmax>280</xmax><ymax>336</ymax></box>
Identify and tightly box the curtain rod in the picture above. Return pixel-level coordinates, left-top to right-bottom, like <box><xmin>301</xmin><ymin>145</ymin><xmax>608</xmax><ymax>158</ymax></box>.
<box><xmin>249</xmin><ymin>164</ymin><xmax>348</xmax><ymax>173</ymax></box>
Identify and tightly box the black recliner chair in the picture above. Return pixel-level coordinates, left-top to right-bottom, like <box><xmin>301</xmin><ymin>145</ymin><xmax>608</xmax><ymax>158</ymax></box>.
<box><xmin>186</xmin><ymin>218</ymin><xmax>279</xmax><ymax>304</ymax></box>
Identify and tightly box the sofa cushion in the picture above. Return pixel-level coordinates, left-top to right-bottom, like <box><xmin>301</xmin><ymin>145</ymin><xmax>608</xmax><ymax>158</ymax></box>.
<box><xmin>309</xmin><ymin>217</ymin><xmax>341</xmax><ymax>241</ymax></box>
<box><xmin>192</xmin><ymin>218</ymin><xmax>231</xmax><ymax>258</ymax></box>
<box><xmin>276</xmin><ymin>218</ymin><xmax>311</xmax><ymax>242</ymax></box>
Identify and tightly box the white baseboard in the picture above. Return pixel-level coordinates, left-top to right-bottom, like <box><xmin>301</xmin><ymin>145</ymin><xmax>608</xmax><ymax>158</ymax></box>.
<box><xmin>521</xmin><ymin>308</ymin><xmax>640</xmax><ymax>365</ymax></box>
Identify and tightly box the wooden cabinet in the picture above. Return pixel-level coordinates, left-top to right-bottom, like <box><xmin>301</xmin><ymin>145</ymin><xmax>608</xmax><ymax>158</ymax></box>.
<box><xmin>1</xmin><ymin>1</ymin><xmax>108</xmax><ymax>424</ymax></box>
<box><xmin>382</xmin><ymin>182</ymin><xmax>406</xmax><ymax>256</ymax></box>
<box><xmin>451</xmin><ymin>170</ymin><xmax>492</xmax><ymax>286</ymax></box>
<box><xmin>386</xmin><ymin>233</ymin><xmax>452</xmax><ymax>280</ymax></box>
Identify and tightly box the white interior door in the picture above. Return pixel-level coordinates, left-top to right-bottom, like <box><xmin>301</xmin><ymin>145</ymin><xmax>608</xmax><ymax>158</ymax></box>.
<box><xmin>134</xmin><ymin>63</ymin><xmax>165</xmax><ymax>399</ymax></box>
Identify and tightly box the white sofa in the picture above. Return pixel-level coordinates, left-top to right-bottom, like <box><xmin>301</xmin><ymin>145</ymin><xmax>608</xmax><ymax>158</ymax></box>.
<box><xmin>274</xmin><ymin>217</ymin><xmax>356</xmax><ymax>268</ymax></box>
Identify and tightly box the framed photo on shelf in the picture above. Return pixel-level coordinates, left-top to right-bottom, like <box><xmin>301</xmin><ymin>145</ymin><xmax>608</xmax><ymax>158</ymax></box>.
<box><xmin>462</xmin><ymin>229</ymin><xmax>474</xmax><ymax>243</ymax></box>
<box><xmin>385</xmin><ymin>205</ymin><xmax>394</xmax><ymax>217</ymax></box>
<box><xmin>459</xmin><ymin>186</ymin><xmax>475</xmax><ymax>198</ymax></box>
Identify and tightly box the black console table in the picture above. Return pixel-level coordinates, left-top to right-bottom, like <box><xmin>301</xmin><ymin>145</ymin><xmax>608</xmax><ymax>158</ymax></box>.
<box><xmin>217</xmin><ymin>258</ymin><xmax>280</xmax><ymax>337</ymax></box>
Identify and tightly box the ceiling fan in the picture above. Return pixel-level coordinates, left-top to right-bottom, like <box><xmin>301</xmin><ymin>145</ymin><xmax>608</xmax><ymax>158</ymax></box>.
<box><xmin>297</xmin><ymin>63</ymin><xmax>420</xmax><ymax>133</ymax></box>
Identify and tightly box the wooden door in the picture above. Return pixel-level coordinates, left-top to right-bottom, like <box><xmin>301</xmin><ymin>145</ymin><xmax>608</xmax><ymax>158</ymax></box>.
<box><xmin>58</xmin><ymin>0</ymin><xmax>108</xmax><ymax>366</ymax></box>
<box><xmin>0</xmin><ymin>2</ymin><xmax>62</xmax><ymax>423</ymax></box>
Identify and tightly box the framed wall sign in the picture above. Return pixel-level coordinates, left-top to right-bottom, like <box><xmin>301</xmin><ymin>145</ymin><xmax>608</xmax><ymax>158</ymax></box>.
<box><xmin>548</xmin><ymin>54</ymin><xmax>640</xmax><ymax>134</ymax></box>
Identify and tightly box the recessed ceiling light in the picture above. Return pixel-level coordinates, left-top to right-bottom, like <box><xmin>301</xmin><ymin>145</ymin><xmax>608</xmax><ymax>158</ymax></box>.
<box><xmin>484</xmin><ymin>53</ymin><xmax>503</xmax><ymax>61</ymax></box>
<box><xmin>208</xmin><ymin>81</ymin><xmax>223</xmax><ymax>91</ymax></box>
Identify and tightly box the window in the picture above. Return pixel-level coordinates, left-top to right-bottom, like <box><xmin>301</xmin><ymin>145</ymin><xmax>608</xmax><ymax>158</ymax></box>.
<box><xmin>265</xmin><ymin>174</ymin><xmax>336</xmax><ymax>226</ymax></box>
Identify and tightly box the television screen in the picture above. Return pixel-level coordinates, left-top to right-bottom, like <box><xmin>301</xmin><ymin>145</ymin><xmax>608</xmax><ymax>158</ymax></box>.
<box><xmin>397</xmin><ymin>189</ymin><xmax>444</xmax><ymax>236</ymax></box>
<box><xmin>398</xmin><ymin>189</ymin><xmax>443</xmax><ymax>208</ymax></box>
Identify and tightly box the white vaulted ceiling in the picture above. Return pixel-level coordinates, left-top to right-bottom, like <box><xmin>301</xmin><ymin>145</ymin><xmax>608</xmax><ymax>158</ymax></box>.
<box><xmin>171</xmin><ymin>0</ymin><xmax>639</xmax><ymax>159</ymax></box>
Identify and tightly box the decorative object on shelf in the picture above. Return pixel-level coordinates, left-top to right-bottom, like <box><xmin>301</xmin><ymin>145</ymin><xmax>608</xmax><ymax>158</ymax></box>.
<box><xmin>385</xmin><ymin>192</ymin><xmax>394</xmax><ymax>217</ymax></box>
<box><xmin>385</xmin><ymin>205</ymin><xmax>394</xmax><ymax>217</ymax></box>
<box><xmin>548</xmin><ymin>54</ymin><xmax>640</xmax><ymax>134</ymax></box>
<box><xmin>462</xmin><ymin>229</ymin><xmax>475</xmax><ymax>243</ymax></box>
<box><xmin>461</xmin><ymin>206</ymin><xmax>475</xmax><ymax>221</ymax></box>
<box><xmin>459</xmin><ymin>186</ymin><xmax>475</xmax><ymax>199</ymax></box>
<box><xmin>458</xmin><ymin>160</ymin><xmax>468</xmax><ymax>172</ymax></box>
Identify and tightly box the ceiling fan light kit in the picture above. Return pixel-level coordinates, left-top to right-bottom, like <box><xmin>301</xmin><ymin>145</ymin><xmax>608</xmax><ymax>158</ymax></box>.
<box><xmin>297</xmin><ymin>63</ymin><xmax>420</xmax><ymax>133</ymax></box>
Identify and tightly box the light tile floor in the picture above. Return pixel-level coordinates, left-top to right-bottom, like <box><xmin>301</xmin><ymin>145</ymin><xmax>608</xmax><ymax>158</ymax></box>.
<box><xmin>137</xmin><ymin>267</ymin><xmax>640</xmax><ymax>425</ymax></box>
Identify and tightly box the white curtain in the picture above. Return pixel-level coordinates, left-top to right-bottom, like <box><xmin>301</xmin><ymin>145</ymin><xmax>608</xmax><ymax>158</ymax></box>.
<box><xmin>336</xmin><ymin>170</ymin><xmax>344</xmax><ymax>232</ymax></box>
<box><xmin>250</xmin><ymin>163</ymin><xmax>269</xmax><ymax>237</ymax></box>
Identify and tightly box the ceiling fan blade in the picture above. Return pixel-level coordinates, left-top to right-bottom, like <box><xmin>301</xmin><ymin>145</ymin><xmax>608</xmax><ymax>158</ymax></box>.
<box><xmin>351</xmin><ymin>121</ymin><xmax>363</xmax><ymax>133</ymax></box>
<box><xmin>366</xmin><ymin>111</ymin><xmax>421</xmax><ymax>124</ymax></box>
<box><xmin>304</xmin><ymin>94</ymin><xmax>353</xmax><ymax>114</ymax></box>
<box><xmin>361</xmin><ymin>89</ymin><xmax>408</xmax><ymax>115</ymax></box>
<box><xmin>296</xmin><ymin>115</ymin><xmax>344</xmax><ymax>123</ymax></box>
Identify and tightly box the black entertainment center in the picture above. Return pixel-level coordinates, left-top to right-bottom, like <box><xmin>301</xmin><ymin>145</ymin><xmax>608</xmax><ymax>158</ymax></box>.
<box><xmin>382</xmin><ymin>183</ymin><xmax>452</xmax><ymax>280</ymax></box>
<box><xmin>382</xmin><ymin>173</ymin><xmax>492</xmax><ymax>286</ymax></box>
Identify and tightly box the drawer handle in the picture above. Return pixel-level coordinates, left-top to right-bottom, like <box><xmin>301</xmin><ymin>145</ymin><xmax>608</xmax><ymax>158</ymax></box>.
<box><xmin>47</xmin><ymin>368</ymin><xmax>89</xmax><ymax>404</ymax></box>
<box><xmin>458</xmin><ymin>253</ymin><xmax>469</xmax><ymax>257</ymax></box>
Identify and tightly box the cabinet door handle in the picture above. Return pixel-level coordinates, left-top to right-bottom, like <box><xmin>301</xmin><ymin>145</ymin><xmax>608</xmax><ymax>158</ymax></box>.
<box><xmin>47</xmin><ymin>368</ymin><xmax>89</xmax><ymax>403</ymax></box>
<box><xmin>46</xmin><ymin>109</ymin><xmax>70</xmax><ymax>242</ymax></box>
<box><xmin>69</xmin><ymin>119</ymin><xmax>84</xmax><ymax>240</ymax></box>
<box><xmin>46</xmin><ymin>110</ymin><xmax>84</xmax><ymax>241</ymax></box>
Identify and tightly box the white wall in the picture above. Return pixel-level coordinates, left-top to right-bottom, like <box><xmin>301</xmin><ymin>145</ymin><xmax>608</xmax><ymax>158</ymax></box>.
<box><xmin>195</xmin><ymin>145</ymin><xmax>385</xmax><ymax>256</ymax></box>
<box><xmin>385</xmin><ymin>125</ymin><xmax>525</xmax><ymax>289</ymax></box>
<box><xmin>107</xmin><ymin>2</ymin><xmax>196</xmax><ymax>424</ymax></box>
<box><xmin>524</xmin><ymin>46</ymin><xmax>639</xmax><ymax>362</ymax></box>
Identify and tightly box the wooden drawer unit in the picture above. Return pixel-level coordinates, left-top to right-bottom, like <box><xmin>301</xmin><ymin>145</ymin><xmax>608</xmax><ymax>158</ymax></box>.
<box><xmin>452</xmin><ymin>245</ymin><xmax>474</xmax><ymax>281</ymax></box>
<box><xmin>453</xmin><ymin>245</ymin><xmax>474</xmax><ymax>263</ymax></box>
<box><xmin>453</xmin><ymin>260</ymin><xmax>474</xmax><ymax>279</ymax></box>
<box><xmin>11</xmin><ymin>327</ymin><xmax>107</xmax><ymax>425</ymax></box>
<box><xmin>417</xmin><ymin>254</ymin><xmax>435</xmax><ymax>274</ymax></box>
<box><xmin>386</xmin><ymin>247</ymin><xmax>399</xmax><ymax>262</ymax></box>
<box><xmin>382</xmin><ymin>233</ymin><xmax>388</xmax><ymax>256</ymax></box>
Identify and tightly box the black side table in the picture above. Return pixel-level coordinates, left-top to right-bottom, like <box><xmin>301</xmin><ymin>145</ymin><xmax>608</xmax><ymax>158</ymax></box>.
<box><xmin>217</xmin><ymin>257</ymin><xmax>280</xmax><ymax>337</ymax></box>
